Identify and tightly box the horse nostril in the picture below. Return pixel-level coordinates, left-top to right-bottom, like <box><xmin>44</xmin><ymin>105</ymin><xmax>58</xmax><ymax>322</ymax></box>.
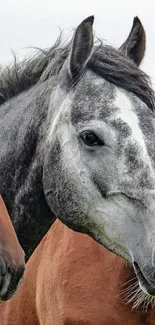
<box><xmin>0</xmin><ymin>257</ymin><xmax>7</xmax><ymax>276</ymax></box>
<box><xmin>15</xmin><ymin>265</ymin><xmax>25</xmax><ymax>283</ymax></box>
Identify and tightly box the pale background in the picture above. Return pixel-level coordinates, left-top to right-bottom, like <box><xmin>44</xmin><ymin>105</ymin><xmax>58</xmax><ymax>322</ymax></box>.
<box><xmin>0</xmin><ymin>0</ymin><xmax>154</xmax><ymax>85</ymax></box>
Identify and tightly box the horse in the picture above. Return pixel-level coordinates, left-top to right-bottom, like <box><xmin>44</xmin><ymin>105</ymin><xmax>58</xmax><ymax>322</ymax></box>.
<box><xmin>1</xmin><ymin>17</ymin><xmax>155</xmax><ymax>324</ymax></box>
<box><xmin>1</xmin><ymin>219</ymin><xmax>155</xmax><ymax>325</ymax></box>
<box><xmin>0</xmin><ymin>195</ymin><xmax>25</xmax><ymax>301</ymax></box>
<box><xmin>0</xmin><ymin>13</ymin><xmax>155</xmax><ymax>296</ymax></box>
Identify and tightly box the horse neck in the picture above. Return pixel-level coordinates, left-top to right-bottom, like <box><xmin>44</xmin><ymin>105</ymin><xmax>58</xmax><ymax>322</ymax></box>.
<box><xmin>46</xmin><ymin>219</ymin><xmax>135</xmax><ymax>300</ymax></box>
<box><xmin>43</xmin><ymin>220</ymin><xmax>152</xmax><ymax>324</ymax></box>
<box><xmin>0</xmin><ymin>80</ymin><xmax>57</xmax><ymax>260</ymax></box>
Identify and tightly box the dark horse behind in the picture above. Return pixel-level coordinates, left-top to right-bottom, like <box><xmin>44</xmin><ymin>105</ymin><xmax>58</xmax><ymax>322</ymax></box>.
<box><xmin>1</xmin><ymin>15</ymin><xmax>155</xmax><ymax>297</ymax></box>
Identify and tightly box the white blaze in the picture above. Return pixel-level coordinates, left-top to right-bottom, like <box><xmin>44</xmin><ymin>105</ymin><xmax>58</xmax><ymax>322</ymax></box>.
<box><xmin>114</xmin><ymin>89</ymin><xmax>153</xmax><ymax>168</ymax></box>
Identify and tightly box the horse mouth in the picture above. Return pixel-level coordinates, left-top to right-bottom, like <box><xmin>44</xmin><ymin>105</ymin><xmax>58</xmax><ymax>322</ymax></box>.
<box><xmin>133</xmin><ymin>262</ymin><xmax>155</xmax><ymax>296</ymax></box>
<box><xmin>0</xmin><ymin>266</ymin><xmax>24</xmax><ymax>301</ymax></box>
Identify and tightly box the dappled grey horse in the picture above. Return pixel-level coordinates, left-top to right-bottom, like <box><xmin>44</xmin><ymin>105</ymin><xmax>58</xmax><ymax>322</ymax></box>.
<box><xmin>0</xmin><ymin>15</ymin><xmax>155</xmax><ymax>296</ymax></box>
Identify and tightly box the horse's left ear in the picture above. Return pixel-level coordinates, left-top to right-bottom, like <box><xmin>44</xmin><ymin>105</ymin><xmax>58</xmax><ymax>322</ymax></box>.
<box><xmin>69</xmin><ymin>16</ymin><xmax>94</xmax><ymax>76</ymax></box>
<box><xmin>119</xmin><ymin>17</ymin><xmax>146</xmax><ymax>66</ymax></box>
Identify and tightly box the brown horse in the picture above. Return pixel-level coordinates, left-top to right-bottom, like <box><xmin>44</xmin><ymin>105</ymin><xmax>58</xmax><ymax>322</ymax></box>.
<box><xmin>0</xmin><ymin>218</ymin><xmax>155</xmax><ymax>325</ymax></box>
<box><xmin>0</xmin><ymin>195</ymin><xmax>25</xmax><ymax>301</ymax></box>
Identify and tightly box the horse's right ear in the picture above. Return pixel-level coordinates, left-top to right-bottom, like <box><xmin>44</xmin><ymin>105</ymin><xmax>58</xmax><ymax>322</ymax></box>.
<box><xmin>119</xmin><ymin>17</ymin><xmax>146</xmax><ymax>66</ymax></box>
<box><xmin>69</xmin><ymin>16</ymin><xmax>94</xmax><ymax>77</ymax></box>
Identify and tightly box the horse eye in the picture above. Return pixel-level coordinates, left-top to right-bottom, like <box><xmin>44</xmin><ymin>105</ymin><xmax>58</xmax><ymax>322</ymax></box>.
<box><xmin>80</xmin><ymin>131</ymin><xmax>104</xmax><ymax>146</ymax></box>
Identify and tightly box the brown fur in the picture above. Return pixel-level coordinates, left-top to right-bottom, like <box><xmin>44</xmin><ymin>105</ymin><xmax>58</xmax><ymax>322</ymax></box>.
<box><xmin>0</xmin><ymin>195</ymin><xmax>24</xmax><ymax>272</ymax></box>
<box><xmin>1</xmin><ymin>219</ymin><xmax>155</xmax><ymax>324</ymax></box>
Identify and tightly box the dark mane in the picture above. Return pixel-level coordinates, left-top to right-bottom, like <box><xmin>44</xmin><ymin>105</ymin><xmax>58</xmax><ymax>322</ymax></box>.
<box><xmin>0</xmin><ymin>35</ymin><xmax>154</xmax><ymax>111</ymax></box>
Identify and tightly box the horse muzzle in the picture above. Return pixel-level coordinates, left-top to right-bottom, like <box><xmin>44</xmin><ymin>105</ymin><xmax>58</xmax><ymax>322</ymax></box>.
<box><xmin>0</xmin><ymin>257</ymin><xmax>25</xmax><ymax>301</ymax></box>
<box><xmin>133</xmin><ymin>261</ymin><xmax>155</xmax><ymax>296</ymax></box>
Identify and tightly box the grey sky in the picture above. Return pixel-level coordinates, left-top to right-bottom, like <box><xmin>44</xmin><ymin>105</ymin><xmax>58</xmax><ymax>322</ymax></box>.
<box><xmin>0</xmin><ymin>0</ymin><xmax>154</xmax><ymax>86</ymax></box>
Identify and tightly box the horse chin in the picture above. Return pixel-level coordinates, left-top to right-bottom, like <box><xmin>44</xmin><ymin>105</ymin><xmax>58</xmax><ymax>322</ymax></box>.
<box><xmin>88</xmin><ymin>230</ymin><xmax>132</xmax><ymax>264</ymax></box>
<box><xmin>133</xmin><ymin>262</ymin><xmax>155</xmax><ymax>297</ymax></box>
<box><xmin>140</xmin><ymin>282</ymin><xmax>155</xmax><ymax>297</ymax></box>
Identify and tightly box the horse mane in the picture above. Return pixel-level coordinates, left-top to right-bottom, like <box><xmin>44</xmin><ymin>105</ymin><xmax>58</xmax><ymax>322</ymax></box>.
<box><xmin>0</xmin><ymin>33</ymin><xmax>154</xmax><ymax>111</ymax></box>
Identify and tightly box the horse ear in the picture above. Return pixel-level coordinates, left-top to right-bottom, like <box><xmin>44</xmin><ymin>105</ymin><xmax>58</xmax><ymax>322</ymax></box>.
<box><xmin>119</xmin><ymin>17</ymin><xmax>146</xmax><ymax>66</ymax></box>
<box><xmin>69</xmin><ymin>16</ymin><xmax>94</xmax><ymax>76</ymax></box>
